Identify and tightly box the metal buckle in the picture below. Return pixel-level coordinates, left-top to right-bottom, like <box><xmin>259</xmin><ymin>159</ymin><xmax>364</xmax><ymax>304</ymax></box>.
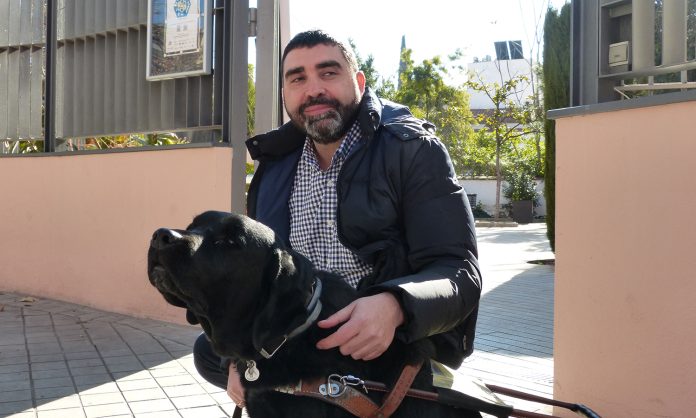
<box><xmin>327</xmin><ymin>374</ymin><xmax>347</xmax><ymax>397</ymax></box>
<box><xmin>319</xmin><ymin>374</ymin><xmax>344</xmax><ymax>397</ymax></box>
<box><xmin>317</xmin><ymin>374</ymin><xmax>368</xmax><ymax>398</ymax></box>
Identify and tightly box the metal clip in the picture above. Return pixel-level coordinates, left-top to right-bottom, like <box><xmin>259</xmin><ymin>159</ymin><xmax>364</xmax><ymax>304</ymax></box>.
<box><xmin>340</xmin><ymin>374</ymin><xmax>367</xmax><ymax>393</ymax></box>
<box><xmin>318</xmin><ymin>374</ymin><xmax>368</xmax><ymax>398</ymax></box>
<box><xmin>327</xmin><ymin>374</ymin><xmax>347</xmax><ymax>397</ymax></box>
<box><xmin>319</xmin><ymin>381</ymin><xmax>343</xmax><ymax>397</ymax></box>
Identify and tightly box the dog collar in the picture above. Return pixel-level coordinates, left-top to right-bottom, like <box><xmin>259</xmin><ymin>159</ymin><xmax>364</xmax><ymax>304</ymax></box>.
<box><xmin>258</xmin><ymin>277</ymin><xmax>323</xmax><ymax>359</ymax></box>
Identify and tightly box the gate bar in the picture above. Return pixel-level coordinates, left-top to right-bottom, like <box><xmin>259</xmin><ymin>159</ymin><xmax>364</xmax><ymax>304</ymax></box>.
<box><xmin>44</xmin><ymin>0</ymin><xmax>57</xmax><ymax>152</ymax></box>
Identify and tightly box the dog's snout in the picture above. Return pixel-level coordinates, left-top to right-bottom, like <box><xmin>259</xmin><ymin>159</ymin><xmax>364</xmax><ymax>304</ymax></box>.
<box><xmin>151</xmin><ymin>228</ymin><xmax>183</xmax><ymax>249</ymax></box>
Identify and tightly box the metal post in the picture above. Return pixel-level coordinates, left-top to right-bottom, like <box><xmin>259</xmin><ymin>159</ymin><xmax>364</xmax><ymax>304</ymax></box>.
<box><xmin>254</xmin><ymin>0</ymin><xmax>282</xmax><ymax>135</ymax></box>
<box><xmin>222</xmin><ymin>0</ymin><xmax>249</xmax><ymax>213</ymax></box>
<box><xmin>663</xmin><ymin>0</ymin><xmax>687</xmax><ymax>66</ymax></box>
<box><xmin>632</xmin><ymin>1</ymin><xmax>655</xmax><ymax>71</ymax></box>
<box><xmin>44</xmin><ymin>0</ymin><xmax>57</xmax><ymax>152</ymax></box>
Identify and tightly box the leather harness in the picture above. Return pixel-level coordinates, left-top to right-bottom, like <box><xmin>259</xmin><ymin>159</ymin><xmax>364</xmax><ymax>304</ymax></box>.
<box><xmin>277</xmin><ymin>360</ymin><xmax>424</xmax><ymax>418</ymax></box>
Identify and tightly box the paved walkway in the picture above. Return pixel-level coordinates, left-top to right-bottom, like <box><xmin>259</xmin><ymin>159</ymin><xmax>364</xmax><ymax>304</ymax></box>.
<box><xmin>460</xmin><ymin>223</ymin><xmax>555</xmax><ymax>414</ymax></box>
<box><xmin>0</xmin><ymin>223</ymin><xmax>554</xmax><ymax>417</ymax></box>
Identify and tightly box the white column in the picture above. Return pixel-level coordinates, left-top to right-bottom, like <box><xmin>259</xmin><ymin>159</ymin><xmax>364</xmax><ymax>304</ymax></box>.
<box><xmin>632</xmin><ymin>0</ymin><xmax>655</xmax><ymax>70</ymax></box>
<box><xmin>254</xmin><ymin>0</ymin><xmax>282</xmax><ymax>134</ymax></box>
<box><xmin>662</xmin><ymin>0</ymin><xmax>687</xmax><ymax>65</ymax></box>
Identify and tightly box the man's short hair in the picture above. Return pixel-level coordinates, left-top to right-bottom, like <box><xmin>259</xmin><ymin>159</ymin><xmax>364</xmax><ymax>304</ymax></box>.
<box><xmin>282</xmin><ymin>30</ymin><xmax>359</xmax><ymax>73</ymax></box>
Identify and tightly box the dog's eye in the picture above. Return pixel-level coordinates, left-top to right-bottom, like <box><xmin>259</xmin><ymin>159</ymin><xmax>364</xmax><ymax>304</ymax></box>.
<box><xmin>213</xmin><ymin>239</ymin><xmax>236</xmax><ymax>246</ymax></box>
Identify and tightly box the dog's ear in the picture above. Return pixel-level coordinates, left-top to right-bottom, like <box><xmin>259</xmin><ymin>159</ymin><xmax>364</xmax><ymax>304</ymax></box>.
<box><xmin>251</xmin><ymin>249</ymin><xmax>315</xmax><ymax>355</ymax></box>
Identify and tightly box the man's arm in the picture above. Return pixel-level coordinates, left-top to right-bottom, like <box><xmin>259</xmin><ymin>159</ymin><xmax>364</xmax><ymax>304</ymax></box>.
<box><xmin>369</xmin><ymin>136</ymin><xmax>481</xmax><ymax>343</ymax></box>
<box><xmin>317</xmin><ymin>135</ymin><xmax>480</xmax><ymax>357</ymax></box>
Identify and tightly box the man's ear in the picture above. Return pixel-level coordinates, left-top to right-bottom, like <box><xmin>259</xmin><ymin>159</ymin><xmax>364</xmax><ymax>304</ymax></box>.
<box><xmin>251</xmin><ymin>250</ymin><xmax>314</xmax><ymax>353</ymax></box>
<box><xmin>356</xmin><ymin>71</ymin><xmax>366</xmax><ymax>95</ymax></box>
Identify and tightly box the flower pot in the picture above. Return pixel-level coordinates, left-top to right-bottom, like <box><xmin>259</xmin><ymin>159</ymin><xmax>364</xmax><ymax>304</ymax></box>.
<box><xmin>511</xmin><ymin>200</ymin><xmax>534</xmax><ymax>224</ymax></box>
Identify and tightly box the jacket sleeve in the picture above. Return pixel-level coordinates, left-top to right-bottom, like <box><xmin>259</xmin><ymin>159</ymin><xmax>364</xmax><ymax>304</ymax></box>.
<box><xmin>365</xmin><ymin>136</ymin><xmax>482</xmax><ymax>343</ymax></box>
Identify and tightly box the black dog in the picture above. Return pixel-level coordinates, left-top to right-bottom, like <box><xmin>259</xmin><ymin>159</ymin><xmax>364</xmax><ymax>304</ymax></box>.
<box><xmin>148</xmin><ymin>211</ymin><xmax>483</xmax><ymax>417</ymax></box>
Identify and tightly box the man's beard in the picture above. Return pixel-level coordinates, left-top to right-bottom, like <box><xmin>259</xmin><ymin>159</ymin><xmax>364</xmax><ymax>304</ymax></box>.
<box><xmin>288</xmin><ymin>97</ymin><xmax>359</xmax><ymax>144</ymax></box>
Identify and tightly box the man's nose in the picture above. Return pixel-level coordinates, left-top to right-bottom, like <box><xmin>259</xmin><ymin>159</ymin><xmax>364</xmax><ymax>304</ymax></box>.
<box><xmin>305</xmin><ymin>78</ymin><xmax>327</xmax><ymax>98</ymax></box>
<box><xmin>151</xmin><ymin>228</ymin><xmax>184</xmax><ymax>250</ymax></box>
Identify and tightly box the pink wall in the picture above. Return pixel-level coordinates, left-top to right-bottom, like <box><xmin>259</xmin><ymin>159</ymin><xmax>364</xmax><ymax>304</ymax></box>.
<box><xmin>554</xmin><ymin>101</ymin><xmax>696</xmax><ymax>417</ymax></box>
<box><xmin>0</xmin><ymin>147</ymin><xmax>233</xmax><ymax>324</ymax></box>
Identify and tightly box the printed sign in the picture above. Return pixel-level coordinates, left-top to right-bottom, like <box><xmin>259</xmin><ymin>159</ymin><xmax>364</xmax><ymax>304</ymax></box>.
<box><xmin>147</xmin><ymin>0</ymin><xmax>212</xmax><ymax>81</ymax></box>
<box><xmin>165</xmin><ymin>0</ymin><xmax>200</xmax><ymax>55</ymax></box>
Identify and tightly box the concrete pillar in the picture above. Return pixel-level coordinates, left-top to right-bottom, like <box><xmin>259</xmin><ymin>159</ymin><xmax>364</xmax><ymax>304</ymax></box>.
<box><xmin>632</xmin><ymin>0</ymin><xmax>655</xmax><ymax>70</ymax></box>
<box><xmin>254</xmin><ymin>0</ymin><xmax>281</xmax><ymax>135</ymax></box>
<box><xmin>662</xmin><ymin>0</ymin><xmax>687</xmax><ymax>65</ymax></box>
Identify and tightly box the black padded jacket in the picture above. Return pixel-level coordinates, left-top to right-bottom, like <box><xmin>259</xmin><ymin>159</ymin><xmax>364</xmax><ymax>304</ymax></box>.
<box><xmin>245</xmin><ymin>88</ymin><xmax>481</xmax><ymax>368</ymax></box>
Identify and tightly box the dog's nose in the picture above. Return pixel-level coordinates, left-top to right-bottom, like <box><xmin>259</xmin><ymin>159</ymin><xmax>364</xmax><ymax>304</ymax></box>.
<box><xmin>151</xmin><ymin>228</ymin><xmax>184</xmax><ymax>249</ymax></box>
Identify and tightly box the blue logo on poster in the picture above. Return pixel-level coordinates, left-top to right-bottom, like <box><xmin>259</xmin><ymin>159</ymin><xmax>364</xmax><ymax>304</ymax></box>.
<box><xmin>173</xmin><ymin>0</ymin><xmax>191</xmax><ymax>18</ymax></box>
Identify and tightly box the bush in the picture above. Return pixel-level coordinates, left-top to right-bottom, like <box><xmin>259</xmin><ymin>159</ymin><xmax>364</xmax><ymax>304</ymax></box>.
<box><xmin>503</xmin><ymin>171</ymin><xmax>539</xmax><ymax>204</ymax></box>
<box><xmin>472</xmin><ymin>201</ymin><xmax>492</xmax><ymax>218</ymax></box>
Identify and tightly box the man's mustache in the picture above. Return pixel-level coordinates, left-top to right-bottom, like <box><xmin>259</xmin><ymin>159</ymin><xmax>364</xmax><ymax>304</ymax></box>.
<box><xmin>299</xmin><ymin>97</ymin><xmax>340</xmax><ymax>115</ymax></box>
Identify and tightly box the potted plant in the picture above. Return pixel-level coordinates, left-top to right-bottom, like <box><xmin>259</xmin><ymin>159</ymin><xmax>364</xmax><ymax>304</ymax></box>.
<box><xmin>503</xmin><ymin>171</ymin><xmax>539</xmax><ymax>224</ymax></box>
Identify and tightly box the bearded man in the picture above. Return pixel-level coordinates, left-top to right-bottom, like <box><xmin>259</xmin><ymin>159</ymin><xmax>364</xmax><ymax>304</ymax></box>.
<box><xmin>193</xmin><ymin>30</ymin><xmax>482</xmax><ymax>409</ymax></box>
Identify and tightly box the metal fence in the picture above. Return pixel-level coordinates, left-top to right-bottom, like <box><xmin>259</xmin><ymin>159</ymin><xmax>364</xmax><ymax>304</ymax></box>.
<box><xmin>0</xmin><ymin>0</ymin><xmax>240</xmax><ymax>150</ymax></box>
<box><xmin>0</xmin><ymin>0</ymin><xmax>45</xmax><ymax>141</ymax></box>
<box><xmin>571</xmin><ymin>0</ymin><xmax>696</xmax><ymax>105</ymax></box>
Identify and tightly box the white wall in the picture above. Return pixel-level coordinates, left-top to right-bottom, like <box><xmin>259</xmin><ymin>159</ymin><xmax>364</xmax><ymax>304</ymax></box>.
<box><xmin>467</xmin><ymin>59</ymin><xmax>534</xmax><ymax>110</ymax></box>
<box><xmin>460</xmin><ymin>178</ymin><xmax>546</xmax><ymax>218</ymax></box>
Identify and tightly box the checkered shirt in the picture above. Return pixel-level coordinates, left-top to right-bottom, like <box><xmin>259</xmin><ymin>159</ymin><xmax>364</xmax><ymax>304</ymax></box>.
<box><xmin>289</xmin><ymin>121</ymin><xmax>373</xmax><ymax>288</ymax></box>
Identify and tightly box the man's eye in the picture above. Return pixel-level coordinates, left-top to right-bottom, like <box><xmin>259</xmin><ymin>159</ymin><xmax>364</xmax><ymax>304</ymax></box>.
<box><xmin>290</xmin><ymin>76</ymin><xmax>304</xmax><ymax>83</ymax></box>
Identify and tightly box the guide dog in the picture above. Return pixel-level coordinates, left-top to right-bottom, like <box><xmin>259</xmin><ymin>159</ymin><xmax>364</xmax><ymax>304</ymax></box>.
<box><xmin>147</xmin><ymin>211</ymin><xmax>482</xmax><ymax>417</ymax></box>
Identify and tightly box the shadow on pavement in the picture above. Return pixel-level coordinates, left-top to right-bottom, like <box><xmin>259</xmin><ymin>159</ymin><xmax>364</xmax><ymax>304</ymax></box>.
<box><xmin>0</xmin><ymin>293</ymin><xmax>235</xmax><ymax>417</ymax></box>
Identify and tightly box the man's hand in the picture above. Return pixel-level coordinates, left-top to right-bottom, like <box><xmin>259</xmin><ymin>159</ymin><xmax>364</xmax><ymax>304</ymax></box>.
<box><xmin>316</xmin><ymin>292</ymin><xmax>404</xmax><ymax>361</ymax></box>
<box><xmin>227</xmin><ymin>363</ymin><xmax>246</xmax><ymax>408</ymax></box>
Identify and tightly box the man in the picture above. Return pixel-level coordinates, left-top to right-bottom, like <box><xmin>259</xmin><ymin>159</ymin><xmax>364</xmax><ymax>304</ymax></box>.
<box><xmin>193</xmin><ymin>30</ymin><xmax>481</xmax><ymax>408</ymax></box>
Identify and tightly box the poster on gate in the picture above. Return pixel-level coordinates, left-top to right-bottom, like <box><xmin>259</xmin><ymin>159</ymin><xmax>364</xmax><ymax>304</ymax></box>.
<box><xmin>164</xmin><ymin>0</ymin><xmax>200</xmax><ymax>55</ymax></box>
<box><xmin>146</xmin><ymin>0</ymin><xmax>212</xmax><ymax>81</ymax></box>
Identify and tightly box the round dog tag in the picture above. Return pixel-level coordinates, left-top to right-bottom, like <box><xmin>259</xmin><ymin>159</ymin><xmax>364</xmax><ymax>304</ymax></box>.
<box><xmin>244</xmin><ymin>360</ymin><xmax>260</xmax><ymax>382</ymax></box>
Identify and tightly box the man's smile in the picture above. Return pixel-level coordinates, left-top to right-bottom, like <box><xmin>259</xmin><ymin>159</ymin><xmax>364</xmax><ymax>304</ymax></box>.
<box><xmin>303</xmin><ymin>104</ymin><xmax>336</xmax><ymax>117</ymax></box>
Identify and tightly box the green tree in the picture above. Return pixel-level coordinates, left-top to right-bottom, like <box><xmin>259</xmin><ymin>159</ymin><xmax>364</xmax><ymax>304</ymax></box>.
<box><xmin>394</xmin><ymin>48</ymin><xmax>475</xmax><ymax>176</ymax></box>
<box><xmin>349</xmin><ymin>39</ymin><xmax>396</xmax><ymax>98</ymax></box>
<box><xmin>248</xmin><ymin>63</ymin><xmax>256</xmax><ymax>137</ymax></box>
<box><xmin>543</xmin><ymin>4</ymin><xmax>571</xmax><ymax>251</ymax></box>
<box><xmin>466</xmin><ymin>70</ymin><xmax>542</xmax><ymax>220</ymax></box>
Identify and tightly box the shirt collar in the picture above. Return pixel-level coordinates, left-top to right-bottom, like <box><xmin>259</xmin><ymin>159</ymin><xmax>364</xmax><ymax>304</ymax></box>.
<box><xmin>300</xmin><ymin>120</ymin><xmax>363</xmax><ymax>169</ymax></box>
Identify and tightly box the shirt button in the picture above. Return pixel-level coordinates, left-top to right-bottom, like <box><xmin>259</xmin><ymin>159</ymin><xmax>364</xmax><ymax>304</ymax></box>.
<box><xmin>327</xmin><ymin>220</ymin><xmax>334</xmax><ymax>226</ymax></box>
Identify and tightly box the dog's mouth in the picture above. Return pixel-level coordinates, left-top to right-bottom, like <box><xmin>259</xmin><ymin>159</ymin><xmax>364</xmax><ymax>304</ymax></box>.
<box><xmin>149</xmin><ymin>264</ymin><xmax>169</xmax><ymax>288</ymax></box>
<box><xmin>148</xmin><ymin>264</ymin><xmax>185</xmax><ymax>301</ymax></box>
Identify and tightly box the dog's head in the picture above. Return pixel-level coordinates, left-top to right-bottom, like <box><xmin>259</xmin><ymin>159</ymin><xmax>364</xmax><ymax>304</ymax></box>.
<box><xmin>147</xmin><ymin>211</ymin><xmax>315</xmax><ymax>359</ymax></box>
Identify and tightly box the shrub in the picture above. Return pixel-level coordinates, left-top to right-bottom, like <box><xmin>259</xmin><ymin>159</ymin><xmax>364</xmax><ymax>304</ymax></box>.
<box><xmin>503</xmin><ymin>171</ymin><xmax>539</xmax><ymax>204</ymax></box>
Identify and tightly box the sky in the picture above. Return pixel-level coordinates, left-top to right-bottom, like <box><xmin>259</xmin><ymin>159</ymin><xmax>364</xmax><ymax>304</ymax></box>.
<box><xmin>283</xmin><ymin>0</ymin><xmax>569</xmax><ymax>85</ymax></box>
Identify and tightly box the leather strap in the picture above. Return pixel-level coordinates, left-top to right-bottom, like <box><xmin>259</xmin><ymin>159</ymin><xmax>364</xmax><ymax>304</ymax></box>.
<box><xmin>370</xmin><ymin>361</ymin><xmax>424</xmax><ymax>418</ymax></box>
<box><xmin>232</xmin><ymin>405</ymin><xmax>243</xmax><ymax>418</ymax></box>
<box><xmin>292</xmin><ymin>378</ymin><xmax>381</xmax><ymax>417</ymax></box>
<box><xmin>363</xmin><ymin>380</ymin><xmax>439</xmax><ymax>402</ymax></box>
<box><xmin>274</xmin><ymin>361</ymin><xmax>425</xmax><ymax>417</ymax></box>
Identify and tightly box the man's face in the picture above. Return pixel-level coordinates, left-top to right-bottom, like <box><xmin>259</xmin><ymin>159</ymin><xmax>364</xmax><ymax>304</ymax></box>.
<box><xmin>282</xmin><ymin>44</ymin><xmax>366</xmax><ymax>144</ymax></box>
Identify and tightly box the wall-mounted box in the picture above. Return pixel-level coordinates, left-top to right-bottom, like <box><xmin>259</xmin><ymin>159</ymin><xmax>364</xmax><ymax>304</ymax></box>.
<box><xmin>609</xmin><ymin>41</ymin><xmax>630</xmax><ymax>67</ymax></box>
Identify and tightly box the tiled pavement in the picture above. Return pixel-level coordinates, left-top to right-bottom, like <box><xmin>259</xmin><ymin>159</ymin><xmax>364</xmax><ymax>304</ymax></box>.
<box><xmin>0</xmin><ymin>223</ymin><xmax>554</xmax><ymax>417</ymax></box>
<box><xmin>460</xmin><ymin>223</ymin><xmax>555</xmax><ymax>414</ymax></box>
